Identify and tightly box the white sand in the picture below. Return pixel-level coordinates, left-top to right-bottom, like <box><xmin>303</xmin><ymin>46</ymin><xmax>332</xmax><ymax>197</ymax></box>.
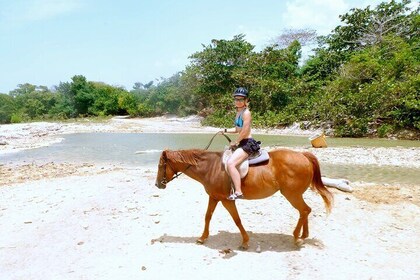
<box><xmin>0</xmin><ymin>116</ymin><xmax>419</xmax><ymax>279</ymax></box>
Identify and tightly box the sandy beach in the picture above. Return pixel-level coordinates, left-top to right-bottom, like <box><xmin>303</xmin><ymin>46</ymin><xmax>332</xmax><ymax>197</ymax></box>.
<box><xmin>1</xmin><ymin>116</ymin><xmax>419</xmax><ymax>279</ymax></box>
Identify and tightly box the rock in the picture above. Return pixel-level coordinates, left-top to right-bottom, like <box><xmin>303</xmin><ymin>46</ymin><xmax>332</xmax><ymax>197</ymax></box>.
<box><xmin>256</xmin><ymin>243</ymin><xmax>261</xmax><ymax>253</ymax></box>
<box><xmin>322</xmin><ymin>177</ymin><xmax>353</xmax><ymax>192</ymax></box>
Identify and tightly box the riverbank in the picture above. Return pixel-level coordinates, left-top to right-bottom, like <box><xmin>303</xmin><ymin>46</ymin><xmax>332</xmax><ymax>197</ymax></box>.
<box><xmin>0</xmin><ymin>116</ymin><xmax>214</xmax><ymax>154</ymax></box>
<box><xmin>1</xmin><ymin>116</ymin><xmax>419</xmax><ymax>168</ymax></box>
<box><xmin>1</xmin><ymin>116</ymin><xmax>419</xmax><ymax>279</ymax></box>
<box><xmin>0</xmin><ymin>115</ymin><xmax>319</xmax><ymax>153</ymax></box>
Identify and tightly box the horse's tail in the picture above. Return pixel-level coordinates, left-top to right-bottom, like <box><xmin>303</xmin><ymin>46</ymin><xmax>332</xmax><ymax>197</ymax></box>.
<box><xmin>303</xmin><ymin>152</ymin><xmax>334</xmax><ymax>214</ymax></box>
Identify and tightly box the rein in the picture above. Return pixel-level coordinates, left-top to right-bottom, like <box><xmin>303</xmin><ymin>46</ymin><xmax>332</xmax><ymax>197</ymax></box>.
<box><xmin>204</xmin><ymin>131</ymin><xmax>231</xmax><ymax>150</ymax></box>
<box><xmin>161</xmin><ymin>131</ymin><xmax>231</xmax><ymax>185</ymax></box>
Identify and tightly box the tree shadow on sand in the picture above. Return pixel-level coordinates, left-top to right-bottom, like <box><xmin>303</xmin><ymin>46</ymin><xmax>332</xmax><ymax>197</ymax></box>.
<box><xmin>151</xmin><ymin>231</ymin><xmax>324</xmax><ymax>255</ymax></box>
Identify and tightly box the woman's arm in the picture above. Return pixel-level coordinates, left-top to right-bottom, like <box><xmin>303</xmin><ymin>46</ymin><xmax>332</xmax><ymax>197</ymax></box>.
<box><xmin>223</xmin><ymin>127</ymin><xmax>239</xmax><ymax>134</ymax></box>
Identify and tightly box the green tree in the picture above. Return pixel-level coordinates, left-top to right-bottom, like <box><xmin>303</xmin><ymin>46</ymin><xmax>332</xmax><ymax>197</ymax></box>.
<box><xmin>118</xmin><ymin>92</ymin><xmax>138</xmax><ymax>116</ymax></box>
<box><xmin>89</xmin><ymin>82</ymin><xmax>126</xmax><ymax>116</ymax></box>
<box><xmin>51</xmin><ymin>82</ymin><xmax>76</xmax><ymax>118</ymax></box>
<box><xmin>0</xmin><ymin>94</ymin><xmax>15</xmax><ymax>123</ymax></box>
<box><xmin>307</xmin><ymin>0</ymin><xmax>418</xmax><ymax>80</ymax></box>
<box><xmin>9</xmin><ymin>84</ymin><xmax>57</xmax><ymax>120</ymax></box>
<box><xmin>188</xmin><ymin>34</ymin><xmax>254</xmax><ymax>106</ymax></box>
<box><xmin>70</xmin><ymin>75</ymin><xmax>95</xmax><ymax>116</ymax></box>
<box><xmin>314</xmin><ymin>35</ymin><xmax>419</xmax><ymax>136</ymax></box>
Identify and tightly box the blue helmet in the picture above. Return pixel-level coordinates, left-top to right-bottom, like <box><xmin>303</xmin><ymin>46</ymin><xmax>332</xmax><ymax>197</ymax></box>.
<box><xmin>233</xmin><ymin>87</ymin><xmax>248</xmax><ymax>98</ymax></box>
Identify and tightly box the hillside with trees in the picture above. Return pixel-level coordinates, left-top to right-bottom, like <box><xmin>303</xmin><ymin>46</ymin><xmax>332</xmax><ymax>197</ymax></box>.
<box><xmin>1</xmin><ymin>0</ymin><xmax>418</xmax><ymax>139</ymax></box>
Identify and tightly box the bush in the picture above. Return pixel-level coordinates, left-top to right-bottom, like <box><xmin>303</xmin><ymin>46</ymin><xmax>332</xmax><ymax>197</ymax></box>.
<box><xmin>377</xmin><ymin>124</ymin><xmax>394</xmax><ymax>138</ymax></box>
<box><xmin>10</xmin><ymin>113</ymin><xmax>23</xmax><ymax>123</ymax></box>
<box><xmin>0</xmin><ymin>94</ymin><xmax>15</xmax><ymax>124</ymax></box>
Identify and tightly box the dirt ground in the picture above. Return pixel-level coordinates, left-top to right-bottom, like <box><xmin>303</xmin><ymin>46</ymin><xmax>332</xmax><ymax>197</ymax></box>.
<box><xmin>0</xmin><ymin>117</ymin><xmax>419</xmax><ymax>280</ymax></box>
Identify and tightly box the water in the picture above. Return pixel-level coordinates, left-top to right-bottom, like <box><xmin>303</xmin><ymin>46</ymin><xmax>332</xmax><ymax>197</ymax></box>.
<box><xmin>3</xmin><ymin>133</ymin><xmax>313</xmax><ymax>166</ymax></box>
<box><xmin>321</xmin><ymin>163</ymin><xmax>419</xmax><ymax>185</ymax></box>
<box><xmin>2</xmin><ymin>132</ymin><xmax>419</xmax><ymax>185</ymax></box>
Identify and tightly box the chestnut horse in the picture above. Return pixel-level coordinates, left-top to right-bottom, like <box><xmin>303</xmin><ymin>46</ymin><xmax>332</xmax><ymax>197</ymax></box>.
<box><xmin>155</xmin><ymin>148</ymin><xmax>333</xmax><ymax>249</ymax></box>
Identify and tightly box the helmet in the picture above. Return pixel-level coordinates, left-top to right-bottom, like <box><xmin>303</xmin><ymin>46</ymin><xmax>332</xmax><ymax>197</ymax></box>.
<box><xmin>233</xmin><ymin>87</ymin><xmax>248</xmax><ymax>98</ymax></box>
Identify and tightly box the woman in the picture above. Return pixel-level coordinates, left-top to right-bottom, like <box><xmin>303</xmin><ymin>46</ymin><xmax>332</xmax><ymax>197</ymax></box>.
<box><xmin>223</xmin><ymin>87</ymin><xmax>261</xmax><ymax>200</ymax></box>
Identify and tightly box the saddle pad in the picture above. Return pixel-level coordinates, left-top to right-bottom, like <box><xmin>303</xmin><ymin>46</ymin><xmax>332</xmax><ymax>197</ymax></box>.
<box><xmin>248</xmin><ymin>149</ymin><xmax>269</xmax><ymax>165</ymax></box>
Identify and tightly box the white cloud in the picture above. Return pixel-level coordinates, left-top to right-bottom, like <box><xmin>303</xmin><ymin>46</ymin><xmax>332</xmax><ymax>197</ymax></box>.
<box><xmin>26</xmin><ymin>0</ymin><xmax>83</xmax><ymax>21</ymax></box>
<box><xmin>281</xmin><ymin>0</ymin><xmax>385</xmax><ymax>36</ymax></box>
<box><xmin>282</xmin><ymin>0</ymin><xmax>348</xmax><ymax>35</ymax></box>
<box><xmin>2</xmin><ymin>0</ymin><xmax>83</xmax><ymax>24</ymax></box>
<box><xmin>233</xmin><ymin>25</ymin><xmax>278</xmax><ymax>50</ymax></box>
<box><xmin>235</xmin><ymin>0</ymin><xmax>381</xmax><ymax>50</ymax></box>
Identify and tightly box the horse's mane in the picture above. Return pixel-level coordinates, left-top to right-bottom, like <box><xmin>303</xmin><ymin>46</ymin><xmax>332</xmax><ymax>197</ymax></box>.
<box><xmin>165</xmin><ymin>149</ymin><xmax>205</xmax><ymax>165</ymax></box>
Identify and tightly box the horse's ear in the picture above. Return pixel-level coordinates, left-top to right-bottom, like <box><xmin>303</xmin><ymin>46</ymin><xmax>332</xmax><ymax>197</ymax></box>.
<box><xmin>162</xmin><ymin>150</ymin><xmax>168</xmax><ymax>160</ymax></box>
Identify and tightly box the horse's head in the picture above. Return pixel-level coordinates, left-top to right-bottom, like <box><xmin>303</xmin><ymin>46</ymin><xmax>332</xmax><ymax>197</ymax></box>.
<box><xmin>155</xmin><ymin>149</ymin><xmax>201</xmax><ymax>189</ymax></box>
<box><xmin>155</xmin><ymin>150</ymin><xmax>176</xmax><ymax>189</ymax></box>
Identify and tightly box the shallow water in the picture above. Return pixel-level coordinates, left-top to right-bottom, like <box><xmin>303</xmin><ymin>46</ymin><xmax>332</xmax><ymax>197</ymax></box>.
<box><xmin>2</xmin><ymin>133</ymin><xmax>419</xmax><ymax>185</ymax></box>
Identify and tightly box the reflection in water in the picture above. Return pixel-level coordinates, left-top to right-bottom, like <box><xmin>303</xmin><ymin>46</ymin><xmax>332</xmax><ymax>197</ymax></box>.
<box><xmin>3</xmin><ymin>133</ymin><xmax>419</xmax><ymax>185</ymax></box>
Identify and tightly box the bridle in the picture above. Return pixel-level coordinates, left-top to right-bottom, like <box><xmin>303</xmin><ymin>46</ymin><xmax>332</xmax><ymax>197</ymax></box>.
<box><xmin>160</xmin><ymin>152</ymin><xmax>185</xmax><ymax>186</ymax></box>
<box><xmin>159</xmin><ymin>131</ymin><xmax>231</xmax><ymax>186</ymax></box>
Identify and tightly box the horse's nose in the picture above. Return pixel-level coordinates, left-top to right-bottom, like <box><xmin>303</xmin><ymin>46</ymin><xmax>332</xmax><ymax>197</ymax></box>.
<box><xmin>155</xmin><ymin>180</ymin><xmax>165</xmax><ymax>189</ymax></box>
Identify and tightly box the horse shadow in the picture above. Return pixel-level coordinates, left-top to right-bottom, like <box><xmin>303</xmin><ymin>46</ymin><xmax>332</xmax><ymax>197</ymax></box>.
<box><xmin>151</xmin><ymin>231</ymin><xmax>324</xmax><ymax>255</ymax></box>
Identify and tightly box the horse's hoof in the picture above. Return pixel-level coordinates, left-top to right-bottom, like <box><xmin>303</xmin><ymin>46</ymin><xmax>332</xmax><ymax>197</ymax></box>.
<box><xmin>196</xmin><ymin>239</ymin><xmax>205</xmax><ymax>245</ymax></box>
<box><xmin>295</xmin><ymin>238</ymin><xmax>304</xmax><ymax>247</ymax></box>
<box><xmin>238</xmin><ymin>243</ymin><xmax>249</xmax><ymax>251</ymax></box>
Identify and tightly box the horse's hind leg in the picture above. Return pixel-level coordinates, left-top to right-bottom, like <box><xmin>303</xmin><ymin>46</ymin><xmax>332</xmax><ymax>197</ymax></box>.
<box><xmin>197</xmin><ymin>196</ymin><xmax>219</xmax><ymax>244</ymax></box>
<box><xmin>284</xmin><ymin>192</ymin><xmax>311</xmax><ymax>246</ymax></box>
<box><xmin>221</xmin><ymin>200</ymin><xmax>249</xmax><ymax>250</ymax></box>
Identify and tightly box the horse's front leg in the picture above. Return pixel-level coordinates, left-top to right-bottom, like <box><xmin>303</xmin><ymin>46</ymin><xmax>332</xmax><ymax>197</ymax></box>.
<box><xmin>221</xmin><ymin>200</ymin><xmax>249</xmax><ymax>250</ymax></box>
<box><xmin>197</xmin><ymin>196</ymin><xmax>219</xmax><ymax>245</ymax></box>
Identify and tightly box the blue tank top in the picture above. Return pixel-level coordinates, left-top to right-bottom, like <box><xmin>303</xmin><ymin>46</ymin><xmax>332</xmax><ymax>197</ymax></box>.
<box><xmin>235</xmin><ymin>109</ymin><xmax>246</xmax><ymax>128</ymax></box>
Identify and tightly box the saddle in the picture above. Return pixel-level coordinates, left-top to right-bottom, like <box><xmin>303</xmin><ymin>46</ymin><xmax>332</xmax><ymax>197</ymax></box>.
<box><xmin>222</xmin><ymin>149</ymin><xmax>270</xmax><ymax>178</ymax></box>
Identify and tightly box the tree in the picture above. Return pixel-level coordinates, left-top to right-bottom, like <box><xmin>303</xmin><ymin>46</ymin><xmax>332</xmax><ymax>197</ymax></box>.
<box><xmin>313</xmin><ymin>34</ymin><xmax>419</xmax><ymax>137</ymax></box>
<box><xmin>8</xmin><ymin>84</ymin><xmax>58</xmax><ymax>120</ymax></box>
<box><xmin>233</xmin><ymin>41</ymin><xmax>302</xmax><ymax>113</ymax></box>
<box><xmin>0</xmin><ymin>94</ymin><xmax>15</xmax><ymax>123</ymax></box>
<box><xmin>188</xmin><ymin>34</ymin><xmax>254</xmax><ymax>104</ymax></box>
<box><xmin>325</xmin><ymin>0</ymin><xmax>417</xmax><ymax>51</ymax></box>
<box><xmin>53</xmin><ymin>82</ymin><xmax>76</xmax><ymax>118</ymax></box>
<box><xmin>274</xmin><ymin>29</ymin><xmax>317</xmax><ymax>49</ymax></box>
<box><xmin>69</xmin><ymin>75</ymin><xmax>95</xmax><ymax>116</ymax></box>
<box><xmin>307</xmin><ymin>0</ymin><xmax>418</xmax><ymax>81</ymax></box>
<box><xmin>133</xmin><ymin>81</ymin><xmax>154</xmax><ymax>90</ymax></box>
<box><xmin>118</xmin><ymin>92</ymin><xmax>138</xmax><ymax>116</ymax></box>
<box><xmin>89</xmin><ymin>82</ymin><xmax>125</xmax><ymax>116</ymax></box>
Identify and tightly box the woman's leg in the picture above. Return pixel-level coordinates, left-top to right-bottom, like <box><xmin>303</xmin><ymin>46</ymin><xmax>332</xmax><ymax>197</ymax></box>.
<box><xmin>226</xmin><ymin>148</ymin><xmax>249</xmax><ymax>195</ymax></box>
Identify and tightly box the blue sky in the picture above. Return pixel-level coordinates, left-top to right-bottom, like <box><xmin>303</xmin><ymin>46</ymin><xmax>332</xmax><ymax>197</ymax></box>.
<box><xmin>0</xmin><ymin>0</ymin><xmax>386</xmax><ymax>93</ymax></box>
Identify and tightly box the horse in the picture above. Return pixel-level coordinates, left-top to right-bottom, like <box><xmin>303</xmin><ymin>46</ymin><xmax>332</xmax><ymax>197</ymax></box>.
<box><xmin>155</xmin><ymin>148</ymin><xmax>333</xmax><ymax>250</ymax></box>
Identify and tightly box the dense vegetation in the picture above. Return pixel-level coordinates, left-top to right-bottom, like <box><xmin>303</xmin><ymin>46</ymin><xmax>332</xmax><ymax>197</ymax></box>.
<box><xmin>1</xmin><ymin>0</ymin><xmax>418</xmax><ymax>138</ymax></box>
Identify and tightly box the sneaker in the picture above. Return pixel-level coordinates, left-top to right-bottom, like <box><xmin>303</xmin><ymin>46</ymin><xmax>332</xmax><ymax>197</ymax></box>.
<box><xmin>227</xmin><ymin>193</ymin><xmax>244</xmax><ymax>200</ymax></box>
